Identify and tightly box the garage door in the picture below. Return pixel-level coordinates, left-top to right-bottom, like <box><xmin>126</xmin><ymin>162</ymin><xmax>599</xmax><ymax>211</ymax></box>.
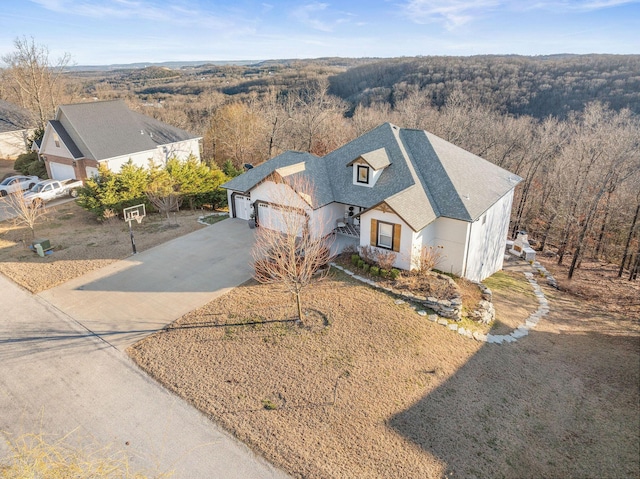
<box><xmin>233</xmin><ymin>194</ymin><xmax>252</xmax><ymax>220</ymax></box>
<box><xmin>49</xmin><ymin>162</ymin><xmax>76</xmax><ymax>180</ymax></box>
<box><xmin>257</xmin><ymin>203</ymin><xmax>305</xmax><ymax>237</ymax></box>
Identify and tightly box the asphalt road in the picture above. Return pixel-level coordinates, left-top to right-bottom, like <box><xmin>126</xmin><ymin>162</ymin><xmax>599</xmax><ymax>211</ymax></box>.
<box><xmin>0</xmin><ymin>273</ymin><xmax>289</xmax><ymax>478</ymax></box>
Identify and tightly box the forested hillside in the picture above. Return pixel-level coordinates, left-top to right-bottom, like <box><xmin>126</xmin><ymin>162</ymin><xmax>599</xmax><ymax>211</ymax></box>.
<box><xmin>329</xmin><ymin>55</ymin><xmax>640</xmax><ymax>119</ymax></box>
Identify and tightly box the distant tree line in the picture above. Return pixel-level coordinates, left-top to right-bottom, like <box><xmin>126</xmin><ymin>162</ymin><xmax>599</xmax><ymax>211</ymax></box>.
<box><xmin>328</xmin><ymin>55</ymin><xmax>640</xmax><ymax>120</ymax></box>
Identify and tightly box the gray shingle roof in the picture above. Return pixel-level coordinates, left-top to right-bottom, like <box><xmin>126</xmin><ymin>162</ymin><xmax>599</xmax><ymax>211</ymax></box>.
<box><xmin>0</xmin><ymin>100</ymin><xmax>34</xmax><ymax>133</ymax></box>
<box><xmin>347</xmin><ymin>147</ymin><xmax>391</xmax><ymax>170</ymax></box>
<box><xmin>53</xmin><ymin>100</ymin><xmax>199</xmax><ymax>161</ymax></box>
<box><xmin>223</xmin><ymin>123</ymin><xmax>522</xmax><ymax>231</ymax></box>
<box><xmin>48</xmin><ymin>121</ymin><xmax>83</xmax><ymax>159</ymax></box>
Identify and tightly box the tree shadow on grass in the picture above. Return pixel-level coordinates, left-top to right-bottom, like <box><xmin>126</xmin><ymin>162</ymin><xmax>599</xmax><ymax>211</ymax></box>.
<box><xmin>388</xmin><ymin>326</ymin><xmax>640</xmax><ymax>479</ymax></box>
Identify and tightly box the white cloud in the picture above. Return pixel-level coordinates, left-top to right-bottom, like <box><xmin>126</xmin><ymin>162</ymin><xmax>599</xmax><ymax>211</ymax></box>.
<box><xmin>401</xmin><ymin>0</ymin><xmax>500</xmax><ymax>28</ymax></box>
<box><xmin>401</xmin><ymin>0</ymin><xmax>640</xmax><ymax>28</ymax></box>
<box><xmin>29</xmin><ymin>0</ymin><xmax>230</xmax><ymax>28</ymax></box>
<box><xmin>290</xmin><ymin>2</ymin><xmax>356</xmax><ymax>32</ymax></box>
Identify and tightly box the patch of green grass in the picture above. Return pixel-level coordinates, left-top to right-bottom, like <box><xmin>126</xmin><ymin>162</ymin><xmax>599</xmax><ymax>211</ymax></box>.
<box><xmin>483</xmin><ymin>271</ymin><xmax>534</xmax><ymax>298</ymax></box>
<box><xmin>200</xmin><ymin>214</ymin><xmax>228</xmax><ymax>225</ymax></box>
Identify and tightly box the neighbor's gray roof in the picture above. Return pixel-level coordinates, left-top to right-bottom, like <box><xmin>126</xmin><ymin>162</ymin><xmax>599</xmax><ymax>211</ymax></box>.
<box><xmin>51</xmin><ymin>100</ymin><xmax>199</xmax><ymax>161</ymax></box>
<box><xmin>224</xmin><ymin>123</ymin><xmax>522</xmax><ymax>231</ymax></box>
<box><xmin>48</xmin><ymin>120</ymin><xmax>83</xmax><ymax>159</ymax></box>
<box><xmin>0</xmin><ymin>100</ymin><xmax>34</xmax><ymax>133</ymax></box>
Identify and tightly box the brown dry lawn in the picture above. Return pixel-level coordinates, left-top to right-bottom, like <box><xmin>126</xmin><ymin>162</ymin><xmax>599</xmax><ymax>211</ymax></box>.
<box><xmin>130</xmin><ymin>265</ymin><xmax>640</xmax><ymax>479</ymax></box>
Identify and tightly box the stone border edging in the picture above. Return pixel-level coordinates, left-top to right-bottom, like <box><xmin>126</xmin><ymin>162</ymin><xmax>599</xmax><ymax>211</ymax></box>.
<box><xmin>330</xmin><ymin>262</ymin><xmax>550</xmax><ymax>345</ymax></box>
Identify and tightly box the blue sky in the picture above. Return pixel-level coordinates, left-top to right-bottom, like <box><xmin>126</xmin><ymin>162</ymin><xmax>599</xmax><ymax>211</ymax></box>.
<box><xmin>1</xmin><ymin>0</ymin><xmax>638</xmax><ymax>65</ymax></box>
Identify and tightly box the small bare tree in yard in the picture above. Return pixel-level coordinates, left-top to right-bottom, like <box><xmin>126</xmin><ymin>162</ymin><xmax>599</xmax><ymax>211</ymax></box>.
<box><xmin>414</xmin><ymin>245</ymin><xmax>446</xmax><ymax>274</ymax></box>
<box><xmin>7</xmin><ymin>190</ymin><xmax>46</xmax><ymax>240</ymax></box>
<box><xmin>252</xmin><ymin>176</ymin><xmax>334</xmax><ymax>322</ymax></box>
<box><xmin>146</xmin><ymin>169</ymin><xmax>181</xmax><ymax>223</ymax></box>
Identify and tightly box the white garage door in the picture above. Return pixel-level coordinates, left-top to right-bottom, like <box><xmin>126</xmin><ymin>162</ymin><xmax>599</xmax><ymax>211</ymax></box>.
<box><xmin>233</xmin><ymin>194</ymin><xmax>252</xmax><ymax>220</ymax></box>
<box><xmin>86</xmin><ymin>166</ymin><xmax>99</xmax><ymax>178</ymax></box>
<box><xmin>257</xmin><ymin>203</ymin><xmax>305</xmax><ymax>237</ymax></box>
<box><xmin>49</xmin><ymin>162</ymin><xmax>76</xmax><ymax>180</ymax></box>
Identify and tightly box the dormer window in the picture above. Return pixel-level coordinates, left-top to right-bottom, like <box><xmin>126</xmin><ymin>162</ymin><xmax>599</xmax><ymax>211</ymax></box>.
<box><xmin>357</xmin><ymin>165</ymin><xmax>370</xmax><ymax>184</ymax></box>
<box><xmin>348</xmin><ymin>147</ymin><xmax>391</xmax><ymax>188</ymax></box>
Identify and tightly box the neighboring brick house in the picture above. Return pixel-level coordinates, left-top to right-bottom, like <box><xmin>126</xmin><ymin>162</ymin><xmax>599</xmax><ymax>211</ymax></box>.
<box><xmin>0</xmin><ymin>100</ymin><xmax>35</xmax><ymax>160</ymax></box>
<box><xmin>39</xmin><ymin>100</ymin><xmax>201</xmax><ymax>180</ymax></box>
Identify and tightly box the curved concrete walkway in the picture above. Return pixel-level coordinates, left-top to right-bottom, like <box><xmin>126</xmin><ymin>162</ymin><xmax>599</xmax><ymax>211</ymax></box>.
<box><xmin>1</xmin><ymin>219</ymin><xmax>290</xmax><ymax>478</ymax></box>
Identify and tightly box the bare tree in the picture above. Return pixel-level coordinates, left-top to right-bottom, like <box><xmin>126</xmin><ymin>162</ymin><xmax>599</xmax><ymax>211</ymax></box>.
<box><xmin>286</xmin><ymin>79</ymin><xmax>349</xmax><ymax>156</ymax></box>
<box><xmin>618</xmin><ymin>194</ymin><xmax>640</xmax><ymax>278</ymax></box>
<box><xmin>146</xmin><ymin>169</ymin><xmax>181</xmax><ymax>222</ymax></box>
<box><xmin>2</xmin><ymin>36</ymin><xmax>71</xmax><ymax>130</ymax></box>
<box><xmin>566</xmin><ymin>106</ymin><xmax>640</xmax><ymax>278</ymax></box>
<box><xmin>7</xmin><ymin>190</ymin><xmax>47</xmax><ymax>240</ymax></box>
<box><xmin>251</xmin><ymin>176</ymin><xmax>334</xmax><ymax>322</ymax></box>
<box><xmin>205</xmin><ymin>100</ymin><xmax>268</xmax><ymax>168</ymax></box>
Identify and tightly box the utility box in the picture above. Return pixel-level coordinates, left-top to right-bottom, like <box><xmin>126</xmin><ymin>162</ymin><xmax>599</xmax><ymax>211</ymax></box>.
<box><xmin>32</xmin><ymin>238</ymin><xmax>52</xmax><ymax>251</ymax></box>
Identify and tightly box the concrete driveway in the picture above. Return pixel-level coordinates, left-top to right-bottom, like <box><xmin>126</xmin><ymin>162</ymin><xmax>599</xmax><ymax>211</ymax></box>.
<box><xmin>39</xmin><ymin>218</ymin><xmax>255</xmax><ymax>350</ymax></box>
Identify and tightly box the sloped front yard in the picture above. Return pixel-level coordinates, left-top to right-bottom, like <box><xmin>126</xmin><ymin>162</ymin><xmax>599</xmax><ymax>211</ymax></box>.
<box><xmin>130</xmin><ymin>269</ymin><xmax>639</xmax><ymax>479</ymax></box>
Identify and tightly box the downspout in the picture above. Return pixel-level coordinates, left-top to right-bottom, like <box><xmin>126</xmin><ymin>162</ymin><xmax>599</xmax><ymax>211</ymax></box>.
<box><xmin>462</xmin><ymin>221</ymin><xmax>472</xmax><ymax>278</ymax></box>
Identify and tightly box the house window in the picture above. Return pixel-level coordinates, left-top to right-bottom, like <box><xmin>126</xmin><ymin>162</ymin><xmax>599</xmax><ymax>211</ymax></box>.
<box><xmin>357</xmin><ymin>165</ymin><xmax>369</xmax><ymax>184</ymax></box>
<box><xmin>377</xmin><ymin>221</ymin><xmax>394</xmax><ymax>249</ymax></box>
<box><xmin>54</xmin><ymin>134</ymin><xmax>60</xmax><ymax>148</ymax></box>
<box><xmin>371</xmin><ymin>218</ymin><xmax>401</xmax><ymax>252</ymax></box>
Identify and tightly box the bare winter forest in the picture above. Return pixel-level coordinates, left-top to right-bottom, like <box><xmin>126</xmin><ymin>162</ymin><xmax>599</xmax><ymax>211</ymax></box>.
<box><xmin>2</xmin><ymin>44</ymin><xmax>639</xmax><ymax>281</ymax></box>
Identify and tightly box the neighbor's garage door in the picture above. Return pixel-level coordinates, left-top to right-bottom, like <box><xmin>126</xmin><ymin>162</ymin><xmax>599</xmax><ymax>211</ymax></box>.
<box><xmin>233</xmin><ymin>194</ymin><xmax>252</xmax><ymax>220</ymax></box>
<box><xmin>257</xmin><ymin>202</ymin><xmax>305</xmax><ymax>237</ymax></box>
<box><xmin>49</xmin><ymin>162</ymin><xmax>76</xmax><ymax>180</ymax></box>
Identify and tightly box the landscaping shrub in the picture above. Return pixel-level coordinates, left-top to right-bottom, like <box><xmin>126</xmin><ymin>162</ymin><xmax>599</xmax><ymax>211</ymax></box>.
<box><xmin>417</xmin><ymin>245</ymin><xmax>445</xmax><ymax>274</ymax></box>
<box><xmin>390</xmin><ymin>268</ymin><xmax>400</xmax><ymax>279</ymax></box>
<box><xmin>380</xmin><ymin>269</ymin><xmax>389</xmax><ymax>278</ymax></box>
<box><xmin>374</xmin><ymin>249</ymin><xmax>397</xmax><ymax>271</ymax></box>
<box><xmin>76</xmin><ymin>157</ymin><xmax>229</xmax><ymax>219</ymax></box>
<box><xmin>370</xmin><ymin>266</ymin><xmax>380</xmax><ymax>276</ymax></box>
<box><xmin>351</xmin><ymin>254</ymin><xmax>360</xmax><ymax>266</ymax></box>
<box><xmin>363</xmin><ymin>264</ymin><xmax>370</xmax><ymax>273</ymax></box>
<box><xmin>359</xmin><ymin>245</ymin><xmax>377</xmax><ymax>265</ymax></box>
<box><xmin>14</xmin><ymin>152</ymin><xmax>47</xmax><ymax>179</ymax></box>
<box><xmin>357</xmin><ymin>259</ymin><xmax>365</xmax><ymax>269</ymax></box>
<box><xmin>76</xmin><ymin>162</ymin><xmax>149</xmax><ymax>219</ymax></box>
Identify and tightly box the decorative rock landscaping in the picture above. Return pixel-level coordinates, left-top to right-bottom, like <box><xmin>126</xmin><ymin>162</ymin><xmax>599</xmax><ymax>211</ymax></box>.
<box><xmin>331</xmin><ymin>261</ymin><xmax>551</xmax><ymax>345</ymax></box>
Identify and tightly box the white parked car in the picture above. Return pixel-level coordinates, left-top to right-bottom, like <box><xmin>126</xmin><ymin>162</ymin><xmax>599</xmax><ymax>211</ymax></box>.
<box><xmin>0</xmin><ymin>175</ymin><xmax>40</xmax><ymax>197</ymax></box>
<box><xmin>22</xmin><ymin>179</ymin><xmax>84</xmax><ymax>208</ymax></box>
